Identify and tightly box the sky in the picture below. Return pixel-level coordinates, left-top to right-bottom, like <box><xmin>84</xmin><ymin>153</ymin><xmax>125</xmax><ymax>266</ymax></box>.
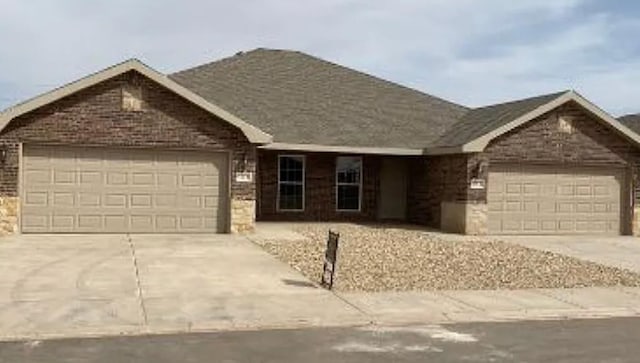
<box><xmin>0</xmin><ymin>0</ymin><xmax>639</xmax><ymax>116</ymax></box>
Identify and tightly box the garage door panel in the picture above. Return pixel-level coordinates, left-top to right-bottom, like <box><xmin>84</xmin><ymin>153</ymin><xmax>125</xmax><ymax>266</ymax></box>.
<box><xmin>523</xmin><ymin>220</ymin><xmax>539</xmax><ymax>231</ymax></box>
<box><xmin>540</xmin><ymin>220</ymin><xmax>557</xmax><ymax>232</ymax></box>
<box><xmin>22</xmin><ymin>214</ymin><xmax>49</xmax><ymax>230</ymax></box>
<box><xmin>104</xmin><ymin>194</ymin><xmax>127</xmax><ymax>207</ymax></box>
<box><xmin>132</xmin><ymin>172</ymin><xmax>155</xmax><ymax>186</ymax></box>
<box><xmin>156</xmin><ymin>216</ymin><xmax>178</xmax><ymax>230</ymax></box>
<box><xmin>52</xmin><ymin>215</ymin><xmax>75</xmax><ymax>229</ymax></box>
<box><xmin>575</xmin><ymin>202</ymin><xmax>592</xmax><ymax>213</ymax></box>
<box><xmin>106</xmin><ymin>172</ymin><xmax>128</xmax><ymax>186</ymax></box>
<box><xmin>24</xmin><ymin>191</ymin><xmax>48</xmax><ymax>207</ymax></box>
<box><xmin>181</xmin><ymin>173</ymin><xmax>204</xmax><ymax>187</ymax></box>
<box><xmin>505</xmin><ymin>183</ymin><xmax>521</xmax><ymax>194</ymax></box>
<box><xmin>130</xmin><ymin>194</ymin><xmax>153</xmax><ymax>208</ymax></box>
<box><xmin>558</xmin><ymin>220</ymin><xmax>575</xmax><ymax>232</ymax></box>
<box><xmin>21</xmin><ymin>146</ymin><xmax>228</xmax><ymax>233</ymax></box>
<box><xmin>488</xmin><ymin>164</ymin><xmax>622</xmax><ymax>235</ymax></box>
<box><xmin>157</xmin><ymin>173</ymin><xmax>178</xmax><ymax>187</ymax></box>
<box><xmin>79</xmin><ymin>171</ymin><xmax>103</xmax><ymax>185</ymax></box>
<box><xmin>502</xmin><ymin>220</ymin><xmax>522</xmax><ymax>233</ymax></box>
<box><xmin>130</xmin><ymin>215</ymin><xmax>154</xmax><ymax>231</ymax></box>
<box><xmin>523</xmin><ymin>201</ymin><xmax>538</xmax><ymax>213</ymax></box>
<box><xmin>104</xmin><ymin>215</ymin><xmax>128</xmax><ymax>230</ymax></box>
<box><xmin>78</xmin><ymin>193</ymin><xmax>101</xmax><ymax>207</ymax></box>
<box><xmin>78</xmin><ymin>215</ymin><xmax>102</xmax><ymax>229</ymax></box>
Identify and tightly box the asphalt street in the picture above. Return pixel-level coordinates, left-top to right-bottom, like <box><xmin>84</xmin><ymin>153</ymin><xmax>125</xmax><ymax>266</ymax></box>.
<box><xmin>2</xmin><ymin>317</ymin><xmax>640</xmax><ymax>362</ymax></box>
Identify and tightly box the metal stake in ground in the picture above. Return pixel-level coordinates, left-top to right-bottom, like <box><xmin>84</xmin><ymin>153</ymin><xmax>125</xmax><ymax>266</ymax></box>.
<box><xmin>321</xmin><ymin>230</ymin><xmax>340</xmax><ymax>290</ymax></box>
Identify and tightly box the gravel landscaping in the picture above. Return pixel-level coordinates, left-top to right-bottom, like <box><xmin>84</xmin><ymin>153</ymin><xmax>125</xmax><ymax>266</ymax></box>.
<box><xmin>256</xmin><ymin>223</ymin><xmax>640</xmax><ymax>292</ymax></box>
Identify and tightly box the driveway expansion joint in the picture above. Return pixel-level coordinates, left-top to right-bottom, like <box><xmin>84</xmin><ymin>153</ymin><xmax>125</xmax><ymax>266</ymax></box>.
<box><xmin>533</xmin><ymin>289</ymin><xmax>587</xmax><ymax>309</ymax></box>
<box><xmin>126</xmin><ymin>234</ymin><xmax>148</xmax><ymax>329</ymax></box>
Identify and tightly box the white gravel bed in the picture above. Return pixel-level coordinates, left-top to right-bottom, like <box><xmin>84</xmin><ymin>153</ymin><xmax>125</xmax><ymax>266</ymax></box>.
<box><xmin>256</xmin><ymin>223</ymin><xmax>640</xmax><ymax>292</ymax></box>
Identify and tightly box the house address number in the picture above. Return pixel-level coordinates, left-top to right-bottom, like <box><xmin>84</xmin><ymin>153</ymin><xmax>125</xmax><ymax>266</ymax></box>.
<box><xmin>235</xmin><ymin>172</ymin><xmax>253</xmax><ymax>183</ymax></box>
<box><xmin>470</xmin><ymin>178</ymin><xmax>486</xmax><ymax>190</ymax></box>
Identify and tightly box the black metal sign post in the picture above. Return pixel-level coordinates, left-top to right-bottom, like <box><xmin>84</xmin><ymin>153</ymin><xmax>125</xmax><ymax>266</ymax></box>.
<box><xmin>321</xmin><ymin>230</ymin><xmax>340</xmax><ymax>290</ymax></box>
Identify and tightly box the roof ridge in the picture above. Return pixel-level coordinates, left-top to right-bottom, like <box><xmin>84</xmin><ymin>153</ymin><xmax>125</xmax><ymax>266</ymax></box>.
<box><xmin>470</xmin><ymin>90</ymin><xmax>570</xmax><ymax>111</ymax></box>
<box><xmin>171</xmin><ymin>48</ymin><xmax>293</xmax><ymax>77</ymax></box>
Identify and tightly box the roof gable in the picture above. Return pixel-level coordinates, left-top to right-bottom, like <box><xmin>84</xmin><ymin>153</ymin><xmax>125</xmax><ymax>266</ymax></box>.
<box><xmin>0</xmin><ymin>59</ymin><xmax>272</xmax><ymax>143</ymax></box>
<box><xmin>428</xmin><ymin>91</ymin><xmax>640</xmax><ymax>154</ymax></box>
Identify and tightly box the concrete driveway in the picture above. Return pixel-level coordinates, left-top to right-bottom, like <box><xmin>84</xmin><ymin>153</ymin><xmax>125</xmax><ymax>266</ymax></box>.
<box><xmin>500</xmin><ymin>235</ymin><xmax>640</xmax><ymax>273</ymax></box>
<box><xmin>0</xmin><ymin>234</ymin><xmax>365</xmax><ymax>340</ymax></box>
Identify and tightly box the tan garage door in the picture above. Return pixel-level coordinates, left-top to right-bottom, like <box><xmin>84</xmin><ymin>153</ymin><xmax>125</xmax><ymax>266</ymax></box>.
<box><xmin>488</xmin><ymin>164</ymin><xmax>624</xmax><ymax>235</ymax></box>
<box><xmin>21</xmin><ymin>145</ymin><xmax>228</xmax><ymax>233</ymax></box>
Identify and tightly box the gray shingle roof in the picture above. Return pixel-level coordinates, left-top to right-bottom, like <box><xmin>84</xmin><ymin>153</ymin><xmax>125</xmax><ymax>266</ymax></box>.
<box><xmin>170</xmin><ymin>49</ymin><xmax>469</xmax><ymax>149</ymax></box>
<box><xmin>171</xmin><ymin>48</ymin><xmax>569</xmax><ymax>150</ymax></box>
<box><xmin>432</xmin><ymin>91</ymin><xmax>568</xmax><ymax>148</ymax></box>
<box><xmin>620</xmin><ymin>114</ymin><xmax>640</xmax><ymax>135</ymax></box>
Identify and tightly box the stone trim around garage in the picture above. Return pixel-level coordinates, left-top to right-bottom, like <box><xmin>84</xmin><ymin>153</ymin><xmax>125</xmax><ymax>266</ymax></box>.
<box><xmin>440</xmin><ymin>201</ymin><xmax>488</xmax><ymax>235</ymax></box>
<box><xmin>633</xmin><ymin>206</ymin><xmax>640</xmax><ymax>237</ymax></box>
<box><xmin>0</xmin><ymin>196</ymin><xmax>19</xmax><ymax>236</ymax></box>
<box><xmin>231</xmin><ymin>199</ymin><xmax>256</xmax><ymax>234</ymax></box>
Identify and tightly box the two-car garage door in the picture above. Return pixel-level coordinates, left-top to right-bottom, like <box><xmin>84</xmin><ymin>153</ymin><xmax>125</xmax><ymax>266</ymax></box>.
<box><xmin>21</xmin><ymin>145</ymin><xmax>228</xmax><ymax>233</ymax></box>
<box><xmin>488</xmin><ymin>164</ymin><xmax>625</xmax><ymax>235</ymax></box>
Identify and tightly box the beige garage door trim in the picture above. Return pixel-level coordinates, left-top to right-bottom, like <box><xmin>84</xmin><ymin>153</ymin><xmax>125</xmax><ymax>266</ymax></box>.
<box><xmin>488</xmin><ymin>163</ymin><xmax>625</xmax><ymax>235</ymax></box>
<box><xmin>20</xmin><ymin>145</ymin><xmax>230</xmax><ymax>233</ymax></box>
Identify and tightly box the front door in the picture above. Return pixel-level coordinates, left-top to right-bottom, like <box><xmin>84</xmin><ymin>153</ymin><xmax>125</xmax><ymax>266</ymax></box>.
<box><xmin>378</xmin><ymin>157</ymin><xmax>407</xmax><ymax>220</ymax></box>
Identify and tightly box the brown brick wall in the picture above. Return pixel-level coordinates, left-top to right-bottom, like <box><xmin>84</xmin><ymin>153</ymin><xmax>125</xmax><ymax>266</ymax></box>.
<box><xmin>0</xmin><ymin>71</ymin><xmax>256</xmax><ymax>201</ymax></box>
<box><xmin>407</xmin><ymin>154</ymin><xmax>477</xmax><ymax>227</ymax></box>
<box><xmin>487</xmin><ymin>102</ymin><xmax>639</xmax><ymax>166</ymax></box>
<box><xmin>257</xmin><ymin>150</ymin><xmax>380</xmax><ymax>221</ymax></box>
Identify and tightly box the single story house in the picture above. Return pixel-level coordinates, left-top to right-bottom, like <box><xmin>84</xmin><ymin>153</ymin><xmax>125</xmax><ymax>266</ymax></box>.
<box><xmin>1</xmin><ymin>48</ymin><xmax>640</xmax><ymax>236</ymax></box>
<box><xmin>620</xmin><ymin>114</ymin><xmax>640</xmax><ymax>135</ymax></box>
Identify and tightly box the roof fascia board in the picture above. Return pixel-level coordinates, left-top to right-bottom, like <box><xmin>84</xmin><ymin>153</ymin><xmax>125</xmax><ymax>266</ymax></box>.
<box><xmin>569</xmin><ymin>91</ymin><xmax>640</xmax><ymax>146</ymax></box>
<box><xmin>422</xmin><ymin>145</ymin><xmax>466</xmax><ymax>155</ymax></box>
<box><xmin>0</xmin><ymin>59</ymin><xmax>272</xmax><ymax>144</ymax></box>
<box><xmin>260</xmin><ymin>142</ymin><xmax>424</xmax><ymax>155</ymax></box>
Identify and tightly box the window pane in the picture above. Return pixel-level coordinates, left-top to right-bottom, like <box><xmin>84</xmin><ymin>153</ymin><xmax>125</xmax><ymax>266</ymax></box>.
<box><xmin>337</xmin><ymin>157</ymin><xmax>361</xmax><ymax>184</ymax></box>
<box><xmin>337</xmin><ymin>185</ymin><xmax>360</xmax><ymax>210</ymax></box>
<box><xmin>279</xmin><ymin>156</ymin><xmax>304</xmax><ymax>183</ymax></box>
<box><xmin>279</xmin><ymin>184</ymin><xmax>303</xmax><ymax>210</ymax></box>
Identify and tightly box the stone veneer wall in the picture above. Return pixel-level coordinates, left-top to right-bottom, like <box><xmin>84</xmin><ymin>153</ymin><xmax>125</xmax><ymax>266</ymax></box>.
<box><xmin>231</xmin><ymin>200</ymin><xmax>257</xmax><ymax>233</ymax></box>
<box><xmin>0</xmin><ymin>197</ymin><xmax>18</xmax><ymax>236</ymax></box>
<box><xmin>0</xmin><ymin>71</ymin><xmax>257</xmax><ymax>234</ymax></box>
<box><xmin>440</xmin><ymin>201</ymin><xmax>488</xmax><ymax>235</ymax></box>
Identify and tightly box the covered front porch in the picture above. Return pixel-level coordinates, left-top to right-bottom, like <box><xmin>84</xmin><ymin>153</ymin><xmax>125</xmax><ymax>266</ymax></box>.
<box><xmin>256</xmin><ymin>149</ymin><xmax>417</xmax><ymax>224</ymax></box>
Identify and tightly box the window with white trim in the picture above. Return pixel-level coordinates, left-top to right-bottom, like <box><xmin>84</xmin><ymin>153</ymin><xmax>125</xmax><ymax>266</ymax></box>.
<box><xmin>336</xmin><ymin>156</ymin><xmax>362</xmax><ymax>211</ymax></box>
<box><xmin>278</xmin><ymin>155</ymin><xmax>305</xmax><ymax>211</ymax></box>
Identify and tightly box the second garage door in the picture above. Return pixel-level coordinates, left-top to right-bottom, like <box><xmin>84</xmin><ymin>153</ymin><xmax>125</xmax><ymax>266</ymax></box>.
<box><xmin>488</xmin><ymin>164</ymin><xmax>624</xmax><ymax>235</ymax></box>
<box><xmin>21</xmin><ymin>145</ymin><xmax>228</xmax><ymax>233</ymax></box>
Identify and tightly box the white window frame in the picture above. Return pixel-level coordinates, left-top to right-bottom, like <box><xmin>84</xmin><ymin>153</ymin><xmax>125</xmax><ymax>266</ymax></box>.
<box><xmin>335</xmin><ymin>156</ymin><xmax>363</xmax><ymax>212</ymax></box>
<box><xmin>277</xmin><ymin>154</ymin><xmax>305</xmax><ymax>212</ymax></box>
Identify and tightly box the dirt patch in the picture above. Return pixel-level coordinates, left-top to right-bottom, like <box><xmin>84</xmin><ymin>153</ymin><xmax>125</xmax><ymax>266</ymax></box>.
<box><xmin>256</xmin><ymin>223</ymin><xmax>640</xmax><ymax>292</ymax></box>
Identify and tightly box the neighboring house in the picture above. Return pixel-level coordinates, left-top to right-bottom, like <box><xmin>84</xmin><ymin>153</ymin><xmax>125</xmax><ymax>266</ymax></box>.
<box><xmin>620</xmin><ymin>114</ymin><xmax>640</xmax><ymax>135</ymax></box>
<box><xmin>1</xmin><ymin>48</ymin><xmax>640</xmax><ymax>236</ymax></box>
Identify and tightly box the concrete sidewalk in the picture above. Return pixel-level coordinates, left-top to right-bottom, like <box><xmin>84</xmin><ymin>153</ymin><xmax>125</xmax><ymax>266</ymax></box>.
<box><xmin>338</xmin><ymin>286</ymin><xmax>640</xmax><ymax>324</ymax></box>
